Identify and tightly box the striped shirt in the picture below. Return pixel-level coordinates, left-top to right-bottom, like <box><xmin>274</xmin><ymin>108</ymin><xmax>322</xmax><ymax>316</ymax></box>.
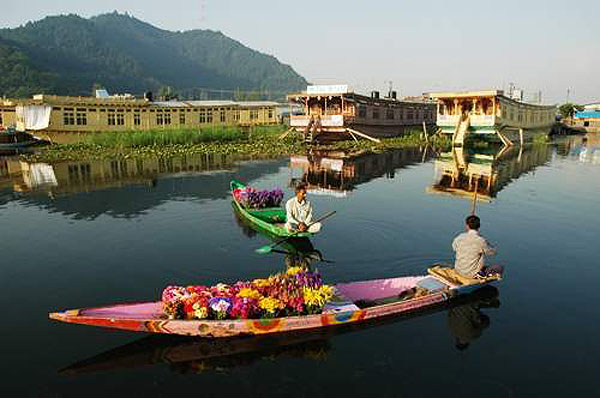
<box><xmin>452</xmin><ymin>230</ymin><xmax>497</xmax><ymax>277</ymax></box>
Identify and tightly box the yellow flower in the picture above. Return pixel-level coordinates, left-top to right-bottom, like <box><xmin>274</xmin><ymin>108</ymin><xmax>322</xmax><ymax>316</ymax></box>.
<box><xmin>259</xmin><ymin>297</ymin><xmax>283</xmax><ymax>314</ymax></box>
<box><xmin>192</xmin><ymin>303</ymin><xmax>208</xmax><ymax>319</ymax></box>
<box><xmin>286</xmin><ymin>266</ymin><xmax>304</xmax><ymax>276</ymax></box>
<box><xmin>252</xmin><ymin>279</ymin><xmax>270</xmax><ymax>288</ymax></box>
<box><xmin>237</xmin><ymin>288</ymin><xmax>262</xmax><ymax>300</ymax></box>
<box><xmin>303</xmin><ymin>285</ymin><xmax>334</xmax><ymax>307</ymax></box>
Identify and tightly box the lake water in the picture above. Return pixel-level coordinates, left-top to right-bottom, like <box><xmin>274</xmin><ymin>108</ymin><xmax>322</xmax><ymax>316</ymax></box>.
<box><xmin>1</xmin><ymin>136</ymin><xmax>599</xmax><ymax>397</ymax></box>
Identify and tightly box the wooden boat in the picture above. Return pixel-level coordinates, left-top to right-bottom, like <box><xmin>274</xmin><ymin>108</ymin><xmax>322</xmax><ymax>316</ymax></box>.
<box><xmin>230</xmin><ymin>180</ymin><xmax>312</xmax><ymax>238</ymax></box>
<box><xmin>288</xmin><ymin>84</ymin><xmax>436</xmax><ymax>143</ymax></box>
<box><xmin>49</xmin><ymin>266</ymin><xmax>502</xmax><ymax>338</ymax></box>
<box><xmin>0</xmin><ymin>127</ymin><xmax>43</xmax><ymax>150</ymax></box>
<box><xmin>60</xmin><ymin>286</ymin><xmax>499</xmax><ymax>375</ymax></box>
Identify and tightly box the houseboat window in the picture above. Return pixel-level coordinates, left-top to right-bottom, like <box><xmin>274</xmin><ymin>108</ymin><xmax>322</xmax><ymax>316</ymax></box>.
<box><xmin>268</xmin><ymin>108</ymin><xmax>274</xmax><ymax>119</ymax></box>
<box><xmin>386</xmin><ymin>109</ymin><xmax>394</xmax><ymax>120</ymax></box>
<box><xmin>233</xmin><ymin>110</ymin><xmax>240</xmax><ymax>121</ymax></box>
<box><xmin>88</xmin><ymin>108</ymin><xmax>96</xmax><ymax>112</ymax></box>
<box><xmin>125</xmin><ymin>109</ymin><xmax>131</xmax><ymax>113</ymax></box>
<box><xmin>63</xmin><ymin>111</ymin><xmax>75</xmax><ymax>125</ymax></box>
<box><xmin>220</xmin><ymin>109</ymin><xmax>226</xmax><ymax>122</ymax></box>
<box><xmin>207</xmin><ymin>109</ymin><xmax>214</xmax><ymax>123</ymax></box>
<box><xmin>180</xmin><ymin>112</ymin><xmax>186</xmax><ymax>125</ymax></box>
<box><xmin>0</xmin><ymin>113</ymin><xmax>3</xmax><ymax>125</ymax></box>
<box><xmin>406</xmin><ymin>110</ymin><xmax>414</xmax><ymax>120</ymax></box>
<box><xmin>108</xmin><ymin>112</ymin><xmax>116</xmax><ymax>126</ymax></box>
<box><xmin>372</xmin><ymin>109</ymin><xmax>380</xmax><ymax>119</ymax></box>
<box><xmin>250</xmin><ymin>109</ymin><xmax>259</xmax><ymax>120</ymax></box>
<box><xmin>199</xmin><ymin>109</ymin><xmax>207</xmax><ymax>123</ymax></box>
<box><xmin>357</xmin><ymin>105</ymin><xmax>366</xmax><ymax>118</ymax></box>
<box><xmin>156</xmin><ymin>113</ymin><xmax>164</xmax><ymax>125</ymax></box>
<box><xmin>134</xmin><ymin>113</ymin><xmax>141</xmax><ymax>126</ymax></box>
<box><xmin>116</xmin><ymin>113</ymin><xmax>125</xmax><ymax>125</ymax></box>
<box><xmin>76</xmin><ymin>111</ymin><xmax>87</xmax><ymax>125</ymax></box>
<box><xmin>164</xmin><ymin>112</ymin><xmax>171</xmax><ymax>125</ymax></box>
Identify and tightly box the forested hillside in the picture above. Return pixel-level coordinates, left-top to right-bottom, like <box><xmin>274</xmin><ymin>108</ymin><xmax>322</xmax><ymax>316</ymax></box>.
<box><xmin>0</xmin><ymin>12</ymin><xmax>307</xmax><ymax>98</ymax></box>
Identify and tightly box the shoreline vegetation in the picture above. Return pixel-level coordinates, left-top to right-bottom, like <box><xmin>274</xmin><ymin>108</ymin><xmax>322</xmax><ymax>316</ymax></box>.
<box><xmin>22</xmin><ymin>125</ymin><xmax>452</xmax><ymax>163</ymax></box>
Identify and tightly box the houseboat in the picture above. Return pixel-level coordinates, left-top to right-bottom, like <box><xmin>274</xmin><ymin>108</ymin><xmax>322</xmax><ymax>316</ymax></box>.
<box><xmin>288</xmin><ymin>85</ymin><xmax>436</xmax><ymax>143</ymax></box>
<box><xmin>10</xmin><ymin>95</ymin><xmax>281</xmax><ymax>144</ymax></box>
<box><xmin>573</xmin><ymin>102</ymin><xmax>600</xmax><ymax>133</ymax></box>
<box><xmin>430</xmin><ymin>90</ymin><xmax>556</xmax><ymax>146</ymax></box>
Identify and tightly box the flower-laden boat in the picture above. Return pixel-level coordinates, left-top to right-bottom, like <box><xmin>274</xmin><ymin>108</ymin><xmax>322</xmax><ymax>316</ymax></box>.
<box><xmin>49</xmin><ymin>266</ymin><xmax>502</xmax><ymax>338</ymax></box>
<box><xmin>230</xmin><ymin>180</ymin><xmax>312</xmax><ymax>238</ymax></box>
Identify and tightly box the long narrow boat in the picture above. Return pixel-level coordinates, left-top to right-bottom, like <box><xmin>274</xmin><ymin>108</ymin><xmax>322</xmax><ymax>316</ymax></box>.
<box><xmin>230</xmin><ymin>180</ymin><xmax>312</xmax><ymax>238</ymax></box>
<box><xmin>49</xmin><ymin>266</ymin><xmax>502</xmax><ymax>338</ymax></box>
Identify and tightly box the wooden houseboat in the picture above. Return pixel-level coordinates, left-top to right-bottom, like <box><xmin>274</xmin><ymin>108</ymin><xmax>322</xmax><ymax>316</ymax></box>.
<box><xmin>11</xmin><ymin>95</ymin><xmax>281</xmax><ymax>144</ymax></box>
<box><xmin>430</xmin><ymin>90</ymin><xmax>556</xmax><ymax>146</ymax></box>
<box><xmin>288</xmin><ymin>85</ymin><xmax>436</xmax><ymax>143</ymax></box>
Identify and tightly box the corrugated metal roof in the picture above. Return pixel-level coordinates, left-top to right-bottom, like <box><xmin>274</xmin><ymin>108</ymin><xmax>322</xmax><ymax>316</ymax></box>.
<box><xmin>184</xmin><ymin>100</ymin><xmax>237</xmax><ymax>107</ymax></box>
<box><xmin>235</xmin><ymin>101</ymin><xmax>280</xmax><ymax>107</ymax></box>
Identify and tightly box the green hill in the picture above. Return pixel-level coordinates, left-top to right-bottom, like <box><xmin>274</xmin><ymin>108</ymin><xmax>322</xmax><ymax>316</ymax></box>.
<box><xmin>0</xmin><ymin>12</ymin><xmax>307</xmax><ymax>98</ymax></box>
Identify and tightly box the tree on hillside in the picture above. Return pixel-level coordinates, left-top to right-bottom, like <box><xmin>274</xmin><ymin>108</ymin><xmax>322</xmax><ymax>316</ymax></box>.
<box><xmin>558</xmin><ymin>103</ymin><xmax>584</xmax><ymax>119</ymax></box>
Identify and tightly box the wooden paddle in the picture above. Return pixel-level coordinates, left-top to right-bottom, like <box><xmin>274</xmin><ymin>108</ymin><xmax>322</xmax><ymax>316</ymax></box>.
<box><xmin>255</xmin><ymin>211</ymin><xmax>336</xmax><ymax>254</ymax></box>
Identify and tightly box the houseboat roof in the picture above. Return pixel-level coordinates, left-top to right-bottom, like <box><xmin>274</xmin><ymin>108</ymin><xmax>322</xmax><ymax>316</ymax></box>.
<box><xmin>429</xmin><ymin>90</ymin><xmax>504</xmax><ymax>99</ymax></box>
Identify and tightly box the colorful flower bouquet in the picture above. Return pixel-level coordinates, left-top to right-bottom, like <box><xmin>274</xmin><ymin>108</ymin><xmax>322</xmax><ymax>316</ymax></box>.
<box><xmin>162</xmin><ymin>267</ymin><xmax>334</xmax><ymax>320</ymax></box>
<box><xmin>233</xmin><ymin>186</ymin><xmax>284</xmax><ymax>209</ymax></box>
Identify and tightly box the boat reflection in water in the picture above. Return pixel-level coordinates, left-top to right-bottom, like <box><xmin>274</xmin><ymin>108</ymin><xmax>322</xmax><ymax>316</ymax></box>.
<box><xmin>1</xmin><ymin>153</ymin><xmax>236</xmax><ymax>196</ymax></box>
<box><xmin>290</xmin><ymin>147</ymin><xmax>433</xmax><ymax>197</ymax></box>
<box><xmin>60</xmin><ymin>286</ymin><xmax>500</xmax><ymax>375</ymax></box>
<box><xmin>428</xmin><ymin>143</ymin><xmax>553</xmax><ymax>202</ymax></box>
<box><xmin>232</xmin><ymin>204</ymin><xmax>327</xmax><ymax>266</ymax></box>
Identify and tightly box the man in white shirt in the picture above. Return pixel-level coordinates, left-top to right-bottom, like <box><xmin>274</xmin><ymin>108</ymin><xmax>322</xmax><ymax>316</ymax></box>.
<box><xmin>452</xmin><ymin>215</ymin><xmax>497</xmax><ymax>278</ymax></box>
<box><xmin>285</xmin><ymin>183</ymin><xmax>321</xmax><ymax>233</ymax></box>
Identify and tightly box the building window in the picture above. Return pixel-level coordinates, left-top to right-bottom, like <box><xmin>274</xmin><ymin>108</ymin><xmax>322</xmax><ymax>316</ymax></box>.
<box><xmin>358</xmin><ymin>105</ymin><xmax>366</xmax><ymax>118</ymax></box>
<box><xmin>220</xmin><ymin>108</ymin><xmax>226</xmax><ymax>123</ymax></box>
<box><xmin>108</xmin><ymin>112</ymin><xmax>116</xmax><ymax>126</ymax></box>
<box><xmin>0</xmin><ymin>113</ymin><xmax>3</xmax><ymax>125</ymax></box>
<box><xmin>63</xmin><ymin>111</ymin><xmax>75</xmax><ymax>125</ymax></box>
<box><xmin>164</xmin><ymin>112</ymin><xmax>171</xmax><ymax>125</ymax></box>
<box><xmin>76</xmin><ymin>112</ymin><xmax>87</xmax><ymax>125</ymax></box>
<box><xmin>134</xmin><ymin>113</ymin><xmax>141</xmax><ymax>126</ymax></box>
<box><xmin>250</xmin><ymin>109</ymin><xmax>259</xmax><ymax>120</ymax></box>
<box><xmin>116</xmin><ymin>113</ymin><xmax>125</xmax><ymax>126</ymax></box>
<box><xmin>156</xmin><ymin>113</ymin><xmax>164</xmax><ymax>125</ymax></box>
<box><xmin>372</xmin><ymin>109</ymin><xmax>380</xmax><ymax>119</ymax></box>
<box><xmin>268</xmin><ymin>108</ymin><xmax>274</xmax><ymax>119</ymax></box>
<box><xmin>179</xmin><ymin>111</ymin><xmax>185</xmax><ymax>125</ymax></box>
<box><xmin>233</xmin><ymin>110</ymin><xmax>240</xmax><ymax>121</ymax></box>
<box><xmin>386</xmin><ymin>109</ymin><xmax>394</xmax><ymax>120</ymax></box>
<box><xmin>406</xmin><ymin>110</ymin><xmax>414</xmax><ymax>120</ymax></box>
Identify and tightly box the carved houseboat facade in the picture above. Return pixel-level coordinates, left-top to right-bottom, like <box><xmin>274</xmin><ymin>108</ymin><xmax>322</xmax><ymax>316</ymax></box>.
<box><xmin>430</xmin><ymin>90</ymin><xmax>556</xmax><ymax>146</ymax></box>
<box><xmin>288</xmin><ymin>85</ymin><xmax>436</xmax><ymax>142</ymax></box>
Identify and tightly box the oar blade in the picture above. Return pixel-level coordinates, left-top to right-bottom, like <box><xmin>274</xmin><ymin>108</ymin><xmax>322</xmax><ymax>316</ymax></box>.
<box><xmin>255</xmin><ymin>245</ymin><xmax>274</xmax><ymax>254</ymax></box>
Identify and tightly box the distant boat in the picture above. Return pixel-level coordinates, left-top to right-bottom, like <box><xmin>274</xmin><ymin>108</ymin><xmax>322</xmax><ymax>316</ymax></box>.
<box><xmin>48</xmin><ymin>266</ymin><xmax>502</xmax><ymax>338</ymax></box>
<box><xmin>0</xmin><ymin>126</ymin><xmax>45</xmax><ymax>150</ymax></box>
<box><xmin>430</xmin><ymin>90</ymin><xmax>557</xmax><ymax>146</ymax></box>
<box><xmin>288</xmin><ymin>85</ymin><xmax>436</xmax><ymax>143</ymax></box>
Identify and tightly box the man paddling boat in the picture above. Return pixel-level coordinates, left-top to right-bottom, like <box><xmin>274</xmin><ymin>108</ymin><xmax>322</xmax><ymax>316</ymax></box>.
<box><xmin>452</xmin><ymin>215</ymin><xmax>499</xmax><ymax>278</ymax></box>
<box><xmin>285</xmin><ymin>183</ymin><xmax>321</xmax><ymax>233</ymax></box>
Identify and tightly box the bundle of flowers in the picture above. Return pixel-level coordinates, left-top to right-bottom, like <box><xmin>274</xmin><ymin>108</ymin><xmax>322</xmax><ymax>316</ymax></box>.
<box><xmin>233</xmin><ymin>186</ymin><xmax>283</xmax><ymax>209</ymax></box>
<box><xmin>162</xmin><ymin>267</ymin><xmax>334</xmax><ymax>320</ymax></box>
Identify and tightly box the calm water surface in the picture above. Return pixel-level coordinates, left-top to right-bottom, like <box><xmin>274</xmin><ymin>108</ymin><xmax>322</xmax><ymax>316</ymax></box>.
<box><xmin>1</xmin><ymin>137</ymin><xmax>599</xmax><ymax>397</ymax></box>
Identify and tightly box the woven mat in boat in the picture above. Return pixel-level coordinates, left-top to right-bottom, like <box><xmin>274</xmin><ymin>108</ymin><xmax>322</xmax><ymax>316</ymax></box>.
<box><xmin>427</xmin><ymin>266</ymin><xmax>501</xmax><ymax>286</ymax></box>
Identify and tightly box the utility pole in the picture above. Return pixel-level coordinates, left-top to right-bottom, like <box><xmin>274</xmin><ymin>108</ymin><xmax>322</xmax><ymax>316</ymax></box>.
<box><xmin>566</xmin><ymin>88</ymin><xmax>570</xmax><ymax>104</ymax></box>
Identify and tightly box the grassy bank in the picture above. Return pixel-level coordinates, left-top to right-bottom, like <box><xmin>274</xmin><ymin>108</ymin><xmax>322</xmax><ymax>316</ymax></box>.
<box><xmin>22</xmin><ymin>125</ymin><xmax>448</xmax><ymax>163</ymax></box>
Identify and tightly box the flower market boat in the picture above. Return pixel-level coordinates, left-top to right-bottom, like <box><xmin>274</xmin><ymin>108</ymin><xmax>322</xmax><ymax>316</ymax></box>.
<box><xmin>49</xmin><ymin>266</ymin><xmax>502</xmax><ymax>338</ymax></box>
<box><xmin>60</xmin><ymin>286</ymin><xmax>499</xmax><ymax>375</ymax></box>
<box><xmin>230</xmin><ymin>180</ymin><xmax>312</xmax><ymax>238</ymax></box>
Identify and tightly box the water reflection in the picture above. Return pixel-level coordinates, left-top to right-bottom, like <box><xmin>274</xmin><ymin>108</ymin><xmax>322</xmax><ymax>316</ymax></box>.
<box><xmin>290</xmin><ymin>147</ymin><xmax>433</xmax><ymax>196</ymax></box>
<box><xmin>0</xmin><ymin>154</ymin><xmax>287</xmax><ymax>218</ymax></box>
<box><xmin>428</xmin><ymin>144</ymin><xmax>553</xmax><ymax>201</ymax></box>
<box><xmin>564</xmin><ymin>134</ymin><xmax>600</xmax><ymax>164</ymax></box>
<box><xmin>60</xmin><ymin>286</ymin><xmax>500</xmax><ymax>376</ymax></box>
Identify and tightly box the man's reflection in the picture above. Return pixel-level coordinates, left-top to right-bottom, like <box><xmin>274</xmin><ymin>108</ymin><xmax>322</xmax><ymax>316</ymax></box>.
<box><xmin>448</xmin><ymin>287</ymin><xmax>500</xmax><ymax>350</ymax></box>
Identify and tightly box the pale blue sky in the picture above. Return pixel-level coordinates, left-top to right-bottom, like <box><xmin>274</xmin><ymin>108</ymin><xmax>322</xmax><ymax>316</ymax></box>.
<box><xmin>3</xmin><ymin>0</ymin><xmax>599</xmax><ymax>103</ymax></box>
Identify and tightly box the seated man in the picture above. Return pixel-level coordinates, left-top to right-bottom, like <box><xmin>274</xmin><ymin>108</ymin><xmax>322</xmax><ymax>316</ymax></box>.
<box><xmin>285</xmin><ymin>183</ymin><xmax>321</xmax><ymax>233</ymax></box>
<box><xmin>452</xmin><ymin>215</ymin><xmax>498</xmax><ymax>278</ymax></box>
